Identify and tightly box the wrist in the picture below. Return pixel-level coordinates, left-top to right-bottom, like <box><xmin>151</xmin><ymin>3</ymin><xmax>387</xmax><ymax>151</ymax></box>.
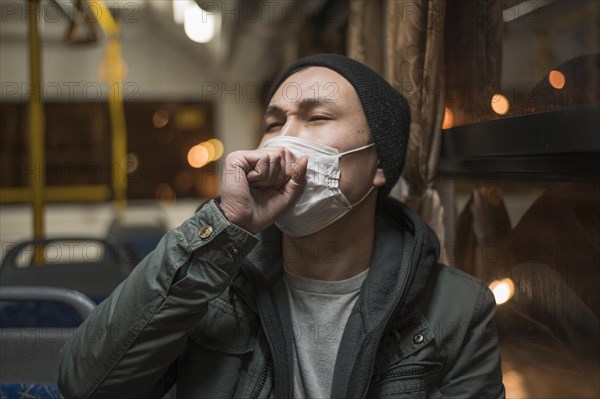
<box><xmin>219</xmin><ymin>199</ymin><xmax>255</xmax><ymax>234</ymax></box>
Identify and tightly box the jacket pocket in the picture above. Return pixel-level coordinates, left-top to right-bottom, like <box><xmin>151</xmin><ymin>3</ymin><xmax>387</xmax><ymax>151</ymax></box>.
<box><xmin>193</xmin><ymin>296</ymin><xmax>258</xmax><ymax>353</ymax></box>
<box><xmin>367</xmin><ymin>362</ymin><xmax>442</xmax><ymax>398</ymax></box>
<box><xmin>177</xmin><ymin>296</ymin><xmax>260</xmax><ymax>399</ymax></box>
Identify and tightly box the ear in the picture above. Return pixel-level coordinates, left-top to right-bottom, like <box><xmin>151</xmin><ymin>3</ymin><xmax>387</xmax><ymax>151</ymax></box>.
<box><xmin>372</xmin><ymin>161</ymin><xmax>386</xmax><ymax>188</ymax></box>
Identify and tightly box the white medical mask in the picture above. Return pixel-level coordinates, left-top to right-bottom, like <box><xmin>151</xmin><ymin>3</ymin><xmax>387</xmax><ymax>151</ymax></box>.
<box><xmin>260</xmin><ymin>136</ymin><xmax>376</xmax><ymax>237</ymax></box>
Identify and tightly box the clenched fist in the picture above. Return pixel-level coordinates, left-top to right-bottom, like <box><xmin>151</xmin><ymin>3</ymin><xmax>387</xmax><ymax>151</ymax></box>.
<box><xmin>219</xmin><ymin>147</ymin><xmax>308</xmax><ymax>235</ymax></box>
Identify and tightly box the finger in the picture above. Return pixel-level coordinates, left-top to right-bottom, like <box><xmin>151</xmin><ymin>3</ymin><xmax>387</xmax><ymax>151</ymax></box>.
<box><xmin>280</xmin><ymin>155</ymin><xmax>308</xmax><ymax>203</ymax></box>
<box><xmin>228</xmin><ymin>151</ymin><xmax>262</xmax><ymax>174</ymax></box>
<box><xmin>239</xmin><ymin>151</ymin><xmax>271</xmax><ymax>182</ymax></box>
<box><xmin>283</xmin><ymin>155</ymin><xmax>308</xmax><ymax>203</ymax></box>
<box><xmin>262</xmin><ymin>150</ymin><xmax>283</xmax><ymax>188</ymax></box>
<box><xmin>290</xmin><ymin>155</ymin><xmax>308</xmax><ymax>184</ymax></box>
<box><xmin>251</xmin><ymin>148</ymin><xmax>292</xmax><ymax>188</ymax></box>
<box><xmin>269</xmin><ymin>148</ymin><xmax>294</xmax><ymax>189</ymax></box>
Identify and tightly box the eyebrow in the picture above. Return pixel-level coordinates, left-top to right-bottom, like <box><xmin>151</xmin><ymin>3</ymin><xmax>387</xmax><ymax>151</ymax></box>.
<box><xmin>297</xmin><ymin>97</ymin><xmax>340</xmax><ymax>109</ymax></box>
<box><xmin>263</xmin><ymin>97</ymin><xmax>340</xmax><ymax>122</ymax></box>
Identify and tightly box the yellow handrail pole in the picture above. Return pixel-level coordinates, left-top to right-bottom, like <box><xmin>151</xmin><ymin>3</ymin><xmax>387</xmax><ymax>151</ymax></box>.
<box><xmin>86</xmin><ymin>1</ymin><xmax>127</xmax><ymax>220</ymax></box>
<box><xmin>27</xmin><ymin>0</ymin><xmax>45</xmax><ymax>264</ymax></box>
<box><xmin>108</xmin><ymin>48</ymin><xmax>128</xmax><ymax>221</ymax></box>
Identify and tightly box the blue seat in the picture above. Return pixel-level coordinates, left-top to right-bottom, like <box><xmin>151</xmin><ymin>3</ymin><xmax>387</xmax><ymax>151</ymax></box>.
<box><xmin>0</xmin><ymin>299</ymin><xmax>81</xmax><ymax>328</ymax></box>
<box><xmin>0</xmin><ymin>383</ymin><xmax>64</xmax><ymax>399</ymax></box>
<box><xmin>0</xmin><ymin>286</ymin><xmax>95</xmax><ymax>397</ymax></box>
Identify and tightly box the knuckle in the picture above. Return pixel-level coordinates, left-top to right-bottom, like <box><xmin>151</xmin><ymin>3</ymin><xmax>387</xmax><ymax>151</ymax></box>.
<box><xmin>226</xmin><ymin>151</ymin><xmax>242</xmax><ymax>163</ymax></box>
<box><xmin>271</xmin><ymin>148</ymin><xmax>286</xmax><ymax>159</ymax></box>
<box><xmin>272</xmin><ymin>153</ymin><xmax>282</xmax><ymax>164</ymax></box>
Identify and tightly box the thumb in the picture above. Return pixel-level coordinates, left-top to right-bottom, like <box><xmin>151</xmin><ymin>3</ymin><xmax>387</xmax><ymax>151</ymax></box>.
<box><xmin>291</xmin><ymin>155</ymin><xmax>308</xmax><ymax>185</ymax></box>
<box><xmin>282</xmin><ymin>155</ymin><xmax>308</xmax><ymax>202</ymax></box>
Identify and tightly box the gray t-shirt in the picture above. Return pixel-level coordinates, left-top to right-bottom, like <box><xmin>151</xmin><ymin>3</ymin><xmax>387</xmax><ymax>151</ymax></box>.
<box><xmin>283</xmin><ymin>267</ymin><xmax>368</xmax><ymax>399</ymax></box>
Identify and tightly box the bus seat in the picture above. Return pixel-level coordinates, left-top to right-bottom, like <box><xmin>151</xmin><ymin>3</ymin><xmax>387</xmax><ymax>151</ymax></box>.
<box><xmin>0</xmin><ymin>286</ymin><xmax>95</xmax><ymax>395</ymax></box>
<box><xmin>0</xmin><ymin>286</ymin><xmax>96</xmax><ymax>328</ymax></box>
<box><xmin>0</xmin><ymin>238</ymin><xmax>132</xmax><ymax>304</ymax></box>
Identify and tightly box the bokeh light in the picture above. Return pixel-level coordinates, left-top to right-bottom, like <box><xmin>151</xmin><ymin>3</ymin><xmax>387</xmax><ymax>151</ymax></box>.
<box><xmin>152</xmin><ymin>109</ymin><xmax>169</xmax><ymax>128</ymax></box>
<box><xmin>186</xmin><ymin>139</ymin><xmax>224</xmax><ymax>168</ymax></box>
<box><xmin>184</xmin><ymin>4</ymin><xmax>216</xmax><ymax>43</ymax></box>
<box><xmin>202</xmin><ymin>140</ymin><xmax>216</xmax><ymax>161</ymax></box>
<box><xmin>442</xmin><ymin>107</ymin><xmax>454</xmax><ymax>129</ymax></box>
<box><xmin>548</xmin><ymin>70</ymin><xmax>566</xmax><ymax>90</ymax></box>
<box><xmin>187</xmin><ymin>144</ymin><xmax>210</xmax><ymax>168</ymax></box>
<box><xmin>489</xmin><ymin>278</ymin><xmax>515</xmax><ymax>305</ymax></box>
<box><xmin>491</xmin><ymin>94</ymin><xmax>510</xmax><ymax>115</ymax></box>
<box><xmin>206</xmin><ymin>138</ymin><xmax>224</xmax><ymax>160</ymax></box>
<box><xmin>126</xmin><ymin>153</ymin><xmax>139</xmax><ymax>174</ymax></box>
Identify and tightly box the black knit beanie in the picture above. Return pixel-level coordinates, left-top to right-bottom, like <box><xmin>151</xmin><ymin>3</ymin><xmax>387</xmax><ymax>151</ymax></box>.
<box><xmin>268</xmin><ymin>53</ymin><xmax>410</xmax><ymax>203</ymax></box>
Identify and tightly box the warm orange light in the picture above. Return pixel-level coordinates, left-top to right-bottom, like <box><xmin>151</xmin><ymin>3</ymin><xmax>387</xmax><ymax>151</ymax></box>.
<box><xmin>202</xmin><ymin>140</ymin><xmax>216</xmax><ymax>162</ymax></box>
<box><xmin>489</xmin><ymin>278</ymin><xmax>515</xmax><ymax>305</ymax></box>
<box><xmin>187</xmin><ymin>144</ymin><xmax>209</xmax><ymax>168</ymax></box>
<box><xmin>491</xmin><ymin>94</ymin><xmax>510</xmax><ymax>115</ymax></box>
<box><xmin>206</xmin><ymin>138</ymin><xmax>224</xmax><ymax>160</ymax></box>
<box><xmin>152</xmin><ymin>109</ymin><xmax>169</xmax><ymax>128</ymax></box>
<box><xmin>503</xmin><ymin>369</ymin><xmax>528</xmax><ymax>399</ymax></box>
<box><xmin>442</xmin><ymin>107</ymin><xmax>454</xmax><ymax>129</ymax></box>
<box><xmin>548</xmin><ymin>70</ymin><xmax>565</xmax><ymax>90</ymax></box>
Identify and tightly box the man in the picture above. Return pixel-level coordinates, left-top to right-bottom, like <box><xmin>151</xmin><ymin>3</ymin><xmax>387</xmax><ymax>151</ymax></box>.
<box><xmin>58</xmin><ymin>54</ymin><xmax>505</xmax><ymax>398</ymax></box>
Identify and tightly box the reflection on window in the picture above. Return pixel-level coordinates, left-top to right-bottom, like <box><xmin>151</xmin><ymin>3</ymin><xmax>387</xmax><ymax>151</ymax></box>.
<box><xmin>445</xmin><ymin>0</ymin><xmax>600</xmax><ymax>126</ymax></box>
<box><xmin>450</xmin><ymin>181</ymin><xmax>600</xmax><ymax>397</ymax></box>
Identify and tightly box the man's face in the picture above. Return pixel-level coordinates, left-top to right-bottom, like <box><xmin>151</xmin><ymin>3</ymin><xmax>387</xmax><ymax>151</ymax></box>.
<box><xmin>261</xmin><ymin>66</ymin><xmax>385</xmax><ymax>203</ymax></box>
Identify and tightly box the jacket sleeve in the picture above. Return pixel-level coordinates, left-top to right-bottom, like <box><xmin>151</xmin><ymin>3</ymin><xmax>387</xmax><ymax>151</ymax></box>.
<box><xmin>58</xmin><ymin>200</ymin><xmax>258</xmax><ymax>399</ymax></box>
<box><xmin>438</xmin><ymin>285</ymin><xmax>506</xmax><ymax>399</ymax></box>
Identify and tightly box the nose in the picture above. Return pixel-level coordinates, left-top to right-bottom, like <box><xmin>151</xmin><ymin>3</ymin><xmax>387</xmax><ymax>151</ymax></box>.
<box><xmin>279</xmin><ymin>117</ymin><xmax>304</xmax><ymax>138</ymax></box>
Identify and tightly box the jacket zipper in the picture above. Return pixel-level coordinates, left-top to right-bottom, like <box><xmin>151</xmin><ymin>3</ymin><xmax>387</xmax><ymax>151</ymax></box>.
<box><xmin>251</xmin><ymin>359</ymin><xmax>270</xmax><ymax>399</ymax></box>
<box><xmin>379</xmin><ymin>366</ymin><xmax>426</xmax><ymax>381</ymax></box>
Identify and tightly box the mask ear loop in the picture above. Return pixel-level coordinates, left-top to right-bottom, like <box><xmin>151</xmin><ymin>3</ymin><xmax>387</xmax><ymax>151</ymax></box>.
<box><xmin>348</xmin><ymin>185</ymin><xmax>375</xmax><ymax>208</ymax></box>
<box><xmin>338</xmin><ymin>143</ymin><xmax>377</xmax><ymax>208</ymax></box>
<box><xmin>338</xmin><ymin>142</ymin><xmax>376</xmax><ymax>157</ymax></box>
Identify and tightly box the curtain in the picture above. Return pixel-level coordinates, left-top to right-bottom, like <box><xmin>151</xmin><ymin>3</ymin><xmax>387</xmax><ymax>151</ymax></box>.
<box><xmin>348</xmin><ymin>0</ymin><xmax>447</xmax><ymax>263</ymax></box>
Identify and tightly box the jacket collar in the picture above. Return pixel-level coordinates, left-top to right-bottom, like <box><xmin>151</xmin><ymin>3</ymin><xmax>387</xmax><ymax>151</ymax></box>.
<box><xmin>239</xmin><ymin>197</ymin><xmax>439</xmax><ymax>324</ymax></box>
<box><xmin>234</xmin><ymin>198</ymin><xmax>440</xmax><ymax>398</ymax></box>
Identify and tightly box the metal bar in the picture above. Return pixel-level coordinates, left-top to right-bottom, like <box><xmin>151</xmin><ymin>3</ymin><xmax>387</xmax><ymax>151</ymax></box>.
<box><xmin>109</xmin><ymin>90</ymin><xmax>128</xmax><ymax>219</ymax></box>
<box><xmin>27</xmin><ymin>0</ymin><xmax>45</xmax><ymax>264</ymax></box>
<box><xmin>86</xmin><ymin>1</ymin><xmax>128</xmax><ymax>219</ymax></box>
<box><xmin>0</xmin><ymin>286</ymin><xmax>96</xmax><ymax>321</ymax></box>
<box><xmin>0</xmin><ymin>185</ymin><xmax>112</xmax><ymax>203</ymax></box>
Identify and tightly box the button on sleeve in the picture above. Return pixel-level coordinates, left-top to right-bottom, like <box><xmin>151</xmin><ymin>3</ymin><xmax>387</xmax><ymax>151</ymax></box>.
<box><xmin>198</xmin><ymin>225</ymin><xmax>213</xmax><ymax>239</ymax></box>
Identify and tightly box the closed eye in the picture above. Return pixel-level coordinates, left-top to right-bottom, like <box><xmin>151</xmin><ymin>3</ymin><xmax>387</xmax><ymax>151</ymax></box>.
<box><xmin>308</xmin><ymin>115</ymin><xmax>331</xmax><ymax>122</ymax></box>
<box><xmin>264</xmin><ymin>122</ymin><xmax>282</xmax><ymax>132</ymax></box>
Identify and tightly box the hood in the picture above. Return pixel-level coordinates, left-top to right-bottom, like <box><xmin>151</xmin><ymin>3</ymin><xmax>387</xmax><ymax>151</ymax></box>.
<box><xmin>332</xmin><ymin>197</ymin><xmax>440</xmax><ymax>399</ymax></box>
<box><xmin>362</xmin><ymin>197</ymin><xmax>440</xmax><ymax>329</ymax></box>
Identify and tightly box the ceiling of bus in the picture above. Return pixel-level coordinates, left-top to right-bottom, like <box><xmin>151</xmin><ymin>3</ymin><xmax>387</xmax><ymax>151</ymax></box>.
<box><xmin>0</xmin><ymin>0</ymin><xmax>327</xmax><ymax>82</ymax></box>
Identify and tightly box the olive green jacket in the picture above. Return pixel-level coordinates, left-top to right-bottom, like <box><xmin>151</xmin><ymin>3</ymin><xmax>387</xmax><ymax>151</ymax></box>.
<box><xmin>58</xmin><ymin>199</ymin><xmax>505</xmax><ymax>398</ymax></box>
